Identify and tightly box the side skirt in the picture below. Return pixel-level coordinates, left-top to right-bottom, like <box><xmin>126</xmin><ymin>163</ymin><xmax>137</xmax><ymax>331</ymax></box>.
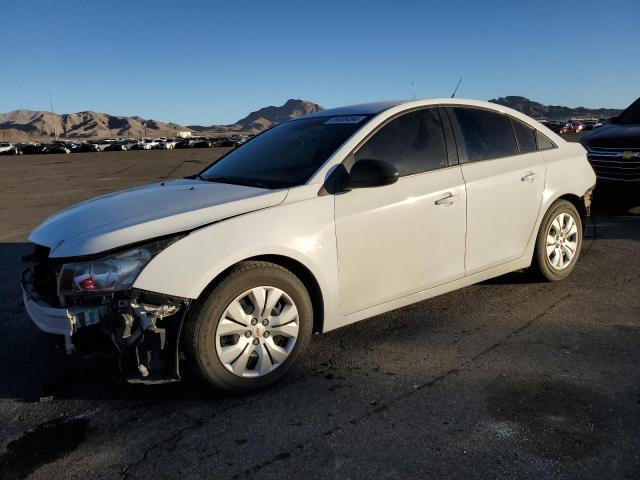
<box><xmin>326</xmin><ymin>256</ymin><xmax>532</xmax><ymax>333</ymax></box>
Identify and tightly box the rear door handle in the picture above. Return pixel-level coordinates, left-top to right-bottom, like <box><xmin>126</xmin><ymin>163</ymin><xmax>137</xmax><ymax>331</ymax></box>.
<box><xmin>435</xmin><ymin>193</ymin><xmax>459</xmax><ymax>206</ymax></box>
<box><xmin>521</xmin><ymin>171</ymin><xmax>539</xmax><ymax>182</ymax></box>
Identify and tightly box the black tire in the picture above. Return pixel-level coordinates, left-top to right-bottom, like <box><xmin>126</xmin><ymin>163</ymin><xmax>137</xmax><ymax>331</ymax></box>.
<box><xmin>183</xmin><ymin>261</ymin><xmax>312</xmax><ymax>393</ymax></box>
<box><xmin>531</xmin><ymin>200</ymin><xmax>583</xmax><ymax>281</ymax></box>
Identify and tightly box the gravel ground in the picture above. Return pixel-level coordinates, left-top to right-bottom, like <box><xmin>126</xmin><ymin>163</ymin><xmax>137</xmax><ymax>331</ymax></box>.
<box><xmin>0</xmin><ymin>147</ymin><xmax>639</xmax><ymax>479</ymax></box>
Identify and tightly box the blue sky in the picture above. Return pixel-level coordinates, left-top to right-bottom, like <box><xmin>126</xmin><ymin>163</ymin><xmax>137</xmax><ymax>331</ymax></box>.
<box><xmin>1</xmin><ymin>0</ymin><xmax>638</xmax><ymax>125</ymax></box>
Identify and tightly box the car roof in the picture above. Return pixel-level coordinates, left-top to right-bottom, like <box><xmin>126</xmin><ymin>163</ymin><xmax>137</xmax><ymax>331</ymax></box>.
<box><xmin>300</xmin><ymin>98</ymin><xmax>531</xmax><ymax>119</ymax></box>
<box><xmin>303</xmin><ymin>100</ymin><xmax>411</xmax><ymax>118</ymax></box>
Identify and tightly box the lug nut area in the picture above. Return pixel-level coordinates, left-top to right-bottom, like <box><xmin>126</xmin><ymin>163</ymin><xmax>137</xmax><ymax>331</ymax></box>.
<box><xmin>263</xmin><ymin>331</ymin><xmax>270</xmax><ymax>338</ymax></box>
<box><xmin>252</xmin><ymin>338</ymin><xmax>260</xmax><ymax>345</ymax></box>
<box><xmin>261</xmin><ymin>319</ymin><xmax>269</xmax><ymax>326</ymax></box>
<box><xmin>244</xmin><ymin>331</ymin><xmax>252</xmax><ymax>338</ymax></box>
<box><xmin>250</xmin><ymin>318</ymin><xmax>258</xmax><ymax>326</ymax></box>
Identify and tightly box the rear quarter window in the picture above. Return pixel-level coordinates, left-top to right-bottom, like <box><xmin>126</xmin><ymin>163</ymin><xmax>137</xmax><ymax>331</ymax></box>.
<box><xmin>536</xmin><ymin>131</ymin><xmax>556</xmax><ymax>150</ymax></box>
<box><xmin>511</xmin><ymin>118</ymin><xmax>537</xmax><ymax>153</ymax></box>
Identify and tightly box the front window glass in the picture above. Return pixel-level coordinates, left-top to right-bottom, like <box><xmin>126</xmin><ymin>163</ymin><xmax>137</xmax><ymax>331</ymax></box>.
<box><xmin>354</xmin><ymin>108</ymin><xmax>448</xmax><ymax>176</ymax></box>
<box><xmin>200</xmin><ymin>116</ymin><xmax>370</xmax><ymax>188</ymax></box>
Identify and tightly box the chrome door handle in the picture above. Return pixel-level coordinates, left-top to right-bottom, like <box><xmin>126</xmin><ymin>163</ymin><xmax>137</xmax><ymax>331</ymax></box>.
<box><xmin>521</xmin><ymin>171</ymin><xmax>538</xmax><ymax>182</ymax></box>
<box><xmin>435</xmin><ymin>193</ymin><xmax>459</xmax><ymax>206</ymax></box>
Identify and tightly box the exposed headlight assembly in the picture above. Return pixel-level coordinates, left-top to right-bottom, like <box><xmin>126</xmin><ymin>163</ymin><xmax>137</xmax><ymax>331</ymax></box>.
<box><xmin>57</xmin><ymin>237</ymin><xmax>181</xmax><ymax>296</ymax></box>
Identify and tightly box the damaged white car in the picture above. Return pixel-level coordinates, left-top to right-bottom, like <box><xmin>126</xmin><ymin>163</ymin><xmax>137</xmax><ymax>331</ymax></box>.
<box><xmin>21</xmin><ymin>99</ymin><xmax>596</xmax><ymax>393</ymax></box>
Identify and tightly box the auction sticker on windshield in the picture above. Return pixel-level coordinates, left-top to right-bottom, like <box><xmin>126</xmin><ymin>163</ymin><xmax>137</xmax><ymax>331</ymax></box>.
<box><xmin>324</xmin><ymin>115</ymin><xmax>367</xmax><ymax>124</ymax></box>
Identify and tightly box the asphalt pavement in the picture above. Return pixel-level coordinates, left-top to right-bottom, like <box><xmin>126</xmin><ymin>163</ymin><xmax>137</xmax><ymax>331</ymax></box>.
<box><xmin>0</xmin><ymin>147</ymin><xmax>639</xmax><ymax>479</ymax></box>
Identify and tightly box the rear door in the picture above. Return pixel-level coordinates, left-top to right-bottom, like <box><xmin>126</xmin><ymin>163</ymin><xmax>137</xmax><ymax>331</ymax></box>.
<box><xmin>446</xmin><ymin>107</ymin><xmax>546</xmax><ymax>274</ymax></box>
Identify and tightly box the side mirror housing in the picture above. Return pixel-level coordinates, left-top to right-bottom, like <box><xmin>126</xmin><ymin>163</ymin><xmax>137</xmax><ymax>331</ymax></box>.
<box><xmin>348</xmin><ymin>159</ymin><xmax>399</xmax><ymax>189</ymax></box>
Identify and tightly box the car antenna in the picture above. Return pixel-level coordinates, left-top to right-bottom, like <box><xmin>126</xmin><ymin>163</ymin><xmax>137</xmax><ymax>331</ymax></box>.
<box><xmin>451</xmin><ymin>77</ymin><xmax>463</xmax><ymax>98</ymax></box>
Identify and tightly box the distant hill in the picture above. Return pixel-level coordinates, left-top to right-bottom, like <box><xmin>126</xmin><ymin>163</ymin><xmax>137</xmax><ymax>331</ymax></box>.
<box><xmin>489</xmin><ymin>96</ymin><xmax>622</xmax><ymax>120</ymax></box>
<box><xmin>1</xmin><ymin>96</ymin><xmax>622</xmax><ymax>143</ymax></box>
<box><xmin>188</xmin><ymin>99</ymin><xmax>325</xmax><ymax>134</ymax></box>
<box><xmin>0</xmin><ymin>98</ymin><xmax>325</xmax><ymax>142</ymax></box>
<box><xmin>0</xmin><ymin>110</ymin><xmax>187</xmax><ymax>142</ymax></box>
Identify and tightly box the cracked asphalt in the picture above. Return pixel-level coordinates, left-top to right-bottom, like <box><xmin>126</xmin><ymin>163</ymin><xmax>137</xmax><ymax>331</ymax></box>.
<box><xmin>0</xmin><ymin>147</ymin><xmax>639</xmax><ymax>479</ymax></box>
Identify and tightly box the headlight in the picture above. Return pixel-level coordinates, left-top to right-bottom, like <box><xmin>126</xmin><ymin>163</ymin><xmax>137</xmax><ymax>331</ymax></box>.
<box><xmin>57</xmin><ymin>237</ymin><xmax>181</xmax><ymax>296</ymax></box>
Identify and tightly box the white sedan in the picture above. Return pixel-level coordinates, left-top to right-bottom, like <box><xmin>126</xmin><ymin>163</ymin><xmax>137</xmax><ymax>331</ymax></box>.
<box><xmin>0</xmin><ymin>142</ymin><xmax>18</xmax><ymax>155</ymax></box>
<box><xmin>154</xmin><ymin>139</ymin><xmax>177</xmax><ymax>149</ymax></box>
<box><xmin>22</xmin><ymin>98</ymin><xmax>595</xmax><ymax>393</ymax></box>
<box><xmin>137</xmin><ymin>138</ymin><xmax>159</xmax><ymax>150</ymax></box>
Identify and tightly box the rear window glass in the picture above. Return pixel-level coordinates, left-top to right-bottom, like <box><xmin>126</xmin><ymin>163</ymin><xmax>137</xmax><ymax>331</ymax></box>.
<box><xmin>511</xmin><ymin>119</ymin><xmax>537</xmax><ymax>153</ymax></box>
<box><xmin>451</xmin><ymin>108</ymin><xmax>519</xmax><ymax>162</ymax></box>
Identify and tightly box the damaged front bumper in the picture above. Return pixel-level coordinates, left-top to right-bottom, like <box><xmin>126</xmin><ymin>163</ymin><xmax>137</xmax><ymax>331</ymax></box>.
<box><xmin>21</xmin><ymin>267</ymin><xmax>191</xmax><ymax>384</ymax></box>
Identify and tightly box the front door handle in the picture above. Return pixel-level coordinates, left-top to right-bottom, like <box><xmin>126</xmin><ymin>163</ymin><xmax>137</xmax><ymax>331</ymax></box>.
<box><xmin>435</xmin><ymin>193</ymin><xmax>459</xmax><ymax>206</ymax></box>
<box><xmin>521</xmin><ymin>171</ymin><xmax>539</xmax><ymax>182</ymax></box>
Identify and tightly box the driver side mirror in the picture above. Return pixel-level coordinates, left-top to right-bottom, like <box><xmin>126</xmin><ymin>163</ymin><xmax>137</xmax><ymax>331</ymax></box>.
<box><xmin>347</xmin><ymin>159</ymin><xmax>399</xmax><ymax>189</ymax></box>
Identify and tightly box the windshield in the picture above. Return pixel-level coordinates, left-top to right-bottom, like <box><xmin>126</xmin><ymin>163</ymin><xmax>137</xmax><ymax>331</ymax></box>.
<box><xmin>200</xmin><ymin>115</ymin><xmax>370</xmax><ymax>188</ymax></box>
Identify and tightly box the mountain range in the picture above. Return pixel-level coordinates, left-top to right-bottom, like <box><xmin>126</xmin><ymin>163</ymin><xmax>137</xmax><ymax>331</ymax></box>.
<box><xmin>188</xmin><ymin>99</ymin><xmax>324</xmax><ymax>133</ymax></box>
<box><xmin>0</xmin><ymin>97</ymin><xmax>622</xmax><ymax>142</ymax></box>
<box><xmin>0</xmin><ymin>110</ymin><xmax>187</xmax><ymax>143</ymax></box>
<box><xmin>0</xmin><ymin>99</ymin><xmax>324</xmax><ymax>142</ymax></box>
<box><xmin>489</xmin><ymin>96</ymin><xmax>622</xmax><ymax>120</ymax></box>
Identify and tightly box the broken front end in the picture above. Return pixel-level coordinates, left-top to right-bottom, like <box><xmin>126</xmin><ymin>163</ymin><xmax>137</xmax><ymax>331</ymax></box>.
<box><xmin>20</xmin><ymin>240</ymin><xmax>191</xmax><ymax>384</ymax></box>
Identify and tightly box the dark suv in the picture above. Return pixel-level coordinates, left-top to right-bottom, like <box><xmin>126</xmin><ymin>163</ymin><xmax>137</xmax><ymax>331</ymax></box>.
<box><xmin>580</xmin><ymin>97</ymin><xmax>640</xmax><ymax>184</ymax></box>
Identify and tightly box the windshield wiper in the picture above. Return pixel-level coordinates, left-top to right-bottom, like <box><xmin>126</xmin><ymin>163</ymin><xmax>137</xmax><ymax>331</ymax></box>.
<box><xmin>196</xmin><ymin>174</ymin><xmax>287</xmax><ymax>189</ymax></box>
<box><xmin>201</xmin><ymin>175</ymin><xmax>242</xmax><ymax>185</ymax></box>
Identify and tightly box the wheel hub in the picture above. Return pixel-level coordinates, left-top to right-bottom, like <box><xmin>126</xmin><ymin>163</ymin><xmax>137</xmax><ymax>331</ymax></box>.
<box><xmin>215</xmin><ymin>286</ymin><xmax>300</xmax><ymax>378</ymax></box>
<box><xmin>546</xmin><ymin>212</ymin><xmax>579</xmax><ymax>271</ymax></box>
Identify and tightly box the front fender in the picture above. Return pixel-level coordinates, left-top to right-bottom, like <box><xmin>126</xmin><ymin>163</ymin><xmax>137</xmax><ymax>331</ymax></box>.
<box><xmin>133</xmin><ymin>192</ymin><xmax>338</xmax><ymax>322</ymax></box>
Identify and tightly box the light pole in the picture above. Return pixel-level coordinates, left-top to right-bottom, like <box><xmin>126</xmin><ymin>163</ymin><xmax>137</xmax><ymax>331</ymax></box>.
<box><xmin>411</xmin><ymin>82</ymin><xmax>416</xmax><ymax>100</ymax></box>
<box><xmin>49</xmin><ymin>92</ymin><xmax>58</xmax><ymax>141</ymax></box>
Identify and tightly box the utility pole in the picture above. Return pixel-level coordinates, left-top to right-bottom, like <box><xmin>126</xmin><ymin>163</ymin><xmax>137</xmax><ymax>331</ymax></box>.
<box><xmin>49</xmin><ymin>92</ymin><xmax>58</xmax><ymax>141</ymax></box>
<box><xmin>411</xmin><ymin>82</ymin><xmax>416</xmax><ymax>100</ymax></box>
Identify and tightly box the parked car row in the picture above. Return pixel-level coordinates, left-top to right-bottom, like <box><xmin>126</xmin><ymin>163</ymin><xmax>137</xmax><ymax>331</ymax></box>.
<box><xmin>0</xmin><ymin>135</ymin><xmax>253</xmax><ymax>155</ymax></box>
<box><xmin>540</xmin><ymin>118</ymin><xmax>609</xmax><ymax>135</ymax></box>
<box><xmin>174</xmin><ymin>135</ymin><xmax>251</xmax><ymax>149</ymax></box>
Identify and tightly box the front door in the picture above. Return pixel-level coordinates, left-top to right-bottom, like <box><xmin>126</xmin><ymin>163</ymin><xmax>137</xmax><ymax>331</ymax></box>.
<box><xmin>334</xmin><ymin>108</ymin><xmax>467</xmax><ymax>315</ymax></box>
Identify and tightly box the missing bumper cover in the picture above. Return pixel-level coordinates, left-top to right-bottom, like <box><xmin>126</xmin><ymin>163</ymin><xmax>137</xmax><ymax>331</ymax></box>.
<box><xmin>22</xmin><ymin>267</ymin><xmax>191</xmax><ymax>384</ymax></box>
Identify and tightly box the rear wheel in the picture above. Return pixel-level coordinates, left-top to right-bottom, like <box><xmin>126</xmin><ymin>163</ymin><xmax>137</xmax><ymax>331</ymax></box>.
<box><xmin>531</xmin><ymin>200</ymin><xmax>583</xmax><ymax>281</ymax></box>
<box><xmin>184</xmin><ymin>261</ymin><xmax>312</xmax><ymax>393</ymax></box>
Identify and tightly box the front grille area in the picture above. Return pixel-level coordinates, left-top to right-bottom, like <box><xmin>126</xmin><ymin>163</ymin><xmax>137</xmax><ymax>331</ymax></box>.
<box><xmin>587</xmin><ymin>146</ymin><xmax>640</xmax><ymax>181</ymax></box>
<box><xmin>25</xmin><ymin>244</ymin><xmax>62</xmax><ymax>307</ymax></box>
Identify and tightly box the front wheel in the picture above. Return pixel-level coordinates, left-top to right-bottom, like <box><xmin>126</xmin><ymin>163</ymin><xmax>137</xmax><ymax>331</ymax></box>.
<box><xmin>531</xmin><ymin>200</ymin><xmax>583</xmax><ymax>281</ymax></box>
<box><xmin>183</xmin><ymin>261</ymin><xmax>313</xmax><ymax>393</ymax></box>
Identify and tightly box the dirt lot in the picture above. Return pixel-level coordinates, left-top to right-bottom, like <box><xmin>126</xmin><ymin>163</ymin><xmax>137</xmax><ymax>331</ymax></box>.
<box><xmin>0</xmin><ymin>148</ymin><xmax>639</xmax><ymax>479</ymax></box>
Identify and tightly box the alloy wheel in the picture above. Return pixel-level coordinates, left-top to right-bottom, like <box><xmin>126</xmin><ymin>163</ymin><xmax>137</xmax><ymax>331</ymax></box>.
<box><xmin>546</xmin><ymin>212</ymin><xmax>579</xmax><ymax>270</ymax></box>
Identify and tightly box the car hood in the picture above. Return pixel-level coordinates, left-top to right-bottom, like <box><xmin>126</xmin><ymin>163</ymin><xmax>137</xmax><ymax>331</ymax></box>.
<box><xmin>581</xmin><ymin>123</ymin><xmax>640</xmax><ymax>148</ymax></box>
<box><xmin>29</xmin><ymin>178</ymin><xmax>288</xmax><ymax>258</ymax></box>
